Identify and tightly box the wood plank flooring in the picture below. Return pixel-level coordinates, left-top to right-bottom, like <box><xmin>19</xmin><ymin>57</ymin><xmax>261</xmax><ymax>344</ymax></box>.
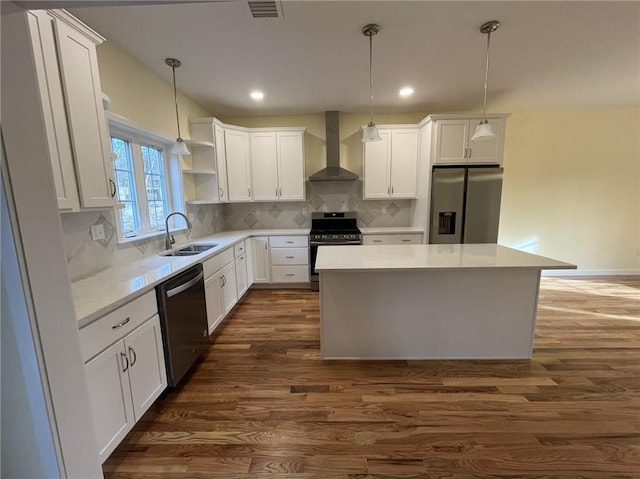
<box><xmin>104</xmin><ymin>276</ymin><xmax>640</xmax><ymax>478</ymax></box>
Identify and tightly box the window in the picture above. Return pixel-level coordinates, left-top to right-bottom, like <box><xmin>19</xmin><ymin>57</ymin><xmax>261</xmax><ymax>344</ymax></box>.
<box><xmin>108</xmin><ymin>118</ymin><xmax>183</xmax><ymax>241</ymax></box>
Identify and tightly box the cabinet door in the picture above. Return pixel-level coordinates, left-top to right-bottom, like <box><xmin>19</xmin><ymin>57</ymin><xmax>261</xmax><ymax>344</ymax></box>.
<box><xmin>54</xmin><ymin>19</ymin><xmax>115</xmax><ymax>208</ymax></box>
<box><xmin>205</xmin><ymin>272</ymin><xmax>224</xmax><ymax>335</ymax></box>
<box><xmin>390</xmin><ymin>129</ymin><xmax>418</xmax><ymax>198</ymax></box>
<box><xmin>251</xmin><ymin>236</ymin><xmax>271</xmax><ymax>283</ymax></box>
<box><xmin>225</xmin><ymin>129</ymin><xmax>252</xmax><ymax>202</ymax></box>
<box><xmin>468</xmin><ymin>119</ymin><xmax>505</xmax><ymax>164</ymax></box>
<box><xmin>363</xmin><ymin>129</ymin><xmax>391</xmax><ymax>199</ymax></box>
<box><xmin>277</xmin><ymin>131</ymin><xmax>305</xmax><ymax>201</ymax></box>
<box><xmin>84</xmin><ymin>340</ymin><xmax>134</xmax><ymax>463</ymax></box>
<box><xmin>434</xmin><ymin>120</ymin><xmax>468</xmax><ymax>164</ymax></box>
<box><xmin>214</xmin><ymin>124</ymin><xmax>229</xmax><ymax>202</ymax></box>
<box><xmin>27</xmin><ymin>11</ymin><xmax>79</xmax><ymax>211</ymax></box>
<box><xmin>250</xmin><ymin>132</ymin><xmax>278</xmax><ymax>201</ymax></box>
<box><xmin>235</xmin><ymin>254</ymin><xmax>248</xmax><ymax>298</ymax></box>
<box><xmin>221</xmin><ymin>261</ymin><xmax>238</xmax><ymax>314</ymax></box>
<box><xmin>125</xmin><ymin>315</ymin><xmax>167</xmax><ymax>420</ymax></box>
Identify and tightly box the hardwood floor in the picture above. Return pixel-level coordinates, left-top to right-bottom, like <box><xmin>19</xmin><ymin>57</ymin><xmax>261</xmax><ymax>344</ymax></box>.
<box><xmin>104</xmin><ymin>276</ymin><xmax>640</xmax><ymax>478</ymax></box>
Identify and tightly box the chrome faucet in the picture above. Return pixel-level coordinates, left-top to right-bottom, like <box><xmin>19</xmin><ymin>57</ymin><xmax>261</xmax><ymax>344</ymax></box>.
<box><xmin>164</xmin><ymin>212</ymin><xmax>193</xmax><ymax>250</ymax></box>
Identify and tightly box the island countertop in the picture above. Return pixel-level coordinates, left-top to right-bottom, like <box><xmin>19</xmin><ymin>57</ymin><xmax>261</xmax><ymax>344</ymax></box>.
<box><xmin>315</xmin><ymin>243</ymin><xmax>576</xmax><ymax>272</ymax></box>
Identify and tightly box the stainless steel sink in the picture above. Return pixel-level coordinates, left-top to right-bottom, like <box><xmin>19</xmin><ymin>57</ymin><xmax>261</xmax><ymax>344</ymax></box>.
<box><xmin>162</xmin><ymin>243</ymin><xmax>218</xmax><ymax>257</ymax></box>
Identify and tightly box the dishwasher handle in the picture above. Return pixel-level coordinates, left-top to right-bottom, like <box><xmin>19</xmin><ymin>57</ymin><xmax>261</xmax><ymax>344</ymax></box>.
<box><xmin>166</xmin><ymin>270</ymin><xmax>204</xmax><ymax>298</ymax></box>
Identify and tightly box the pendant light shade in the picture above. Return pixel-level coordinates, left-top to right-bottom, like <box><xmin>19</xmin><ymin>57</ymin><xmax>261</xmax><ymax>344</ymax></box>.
<box><xmin>165</xmin><ymin>57</ymin><xmax>190</xmax><ymax>155</ymax></box>
<box><xmin>471</xmin><ymin>20</ymin><xmax>500</xmax><ymax>141</ymax></box>
<box><xmin>362</xmin><ymin>23</ymin><xmax>381</xmax><ymax>142</ymax></box>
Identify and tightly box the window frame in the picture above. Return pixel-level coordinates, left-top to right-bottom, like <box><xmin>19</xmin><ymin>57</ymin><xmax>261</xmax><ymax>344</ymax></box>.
<box><xmin>107</xmin><ymin>114</ymin><xmax>185</xmax><ymax>244</ymax></box>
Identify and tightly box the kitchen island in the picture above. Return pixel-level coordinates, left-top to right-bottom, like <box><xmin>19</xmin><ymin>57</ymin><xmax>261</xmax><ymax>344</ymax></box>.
<box><xmin>316</xmin><ymin>243</ymin><xmax>575</xmax><ymax>360</ymax></box>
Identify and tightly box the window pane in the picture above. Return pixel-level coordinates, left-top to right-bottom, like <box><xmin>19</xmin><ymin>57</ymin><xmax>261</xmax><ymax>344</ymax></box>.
<box><xmin>141</xmin><ymin>145</ymin><xmax>168</xmax><ymax>230</ymax></box>
<box><xmin>111</xmin><ymin>136</ymin><xmax>140</xmax><ymax>234</ymax></box>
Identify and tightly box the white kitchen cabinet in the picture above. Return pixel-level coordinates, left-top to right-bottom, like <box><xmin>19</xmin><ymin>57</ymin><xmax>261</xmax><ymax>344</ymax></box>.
<box><xmin>220</xmin><ymin>261</ymin><xmax>238</xmax><ymax>314</ymax></box>
<box><xmin>184</xmin><ymin>118</ymin><xmax>229</xmax><ymax>204</ymax></box>
<box><xmin>24</xmin><ymin>10</ymin><xmax>115</xmax><ymax>211</ymax></box>
<box><xmin>53</xmin><ymin>12</ymin><xmax>116</xmax><ymax>209</ymax></box>
<box><xmin>234</xmin><ymin>241</ymin><xmax>249</xmax><ymax>298</ymax></box>
<box><xmin>225</xmin><ymin>127</ymin><xmax>252</xmax><ymax>202</ymax></box>
<box><xmin>204</xmin><ymin>273</ymin><xmax>224</xmax><ymax>335</ymax></box>
<box><xmin>363</xmin><ymin>126</ymin><xmax>418</xmax><ymax>199</ymax></box>
<box><xmin>251</xmin><ymin>236</ymin><xmax>271</xmax><ymax>283</ymax></box>
<box><xmin>363</xmin><ymin>233</ymin><xmax>424</xmax><ymax>245</ymax></box>
<box><xmin>269</xmin><ymin>235</ymin><xmax>309</xmax><ymax>284</ymax></box>
<box><xmin>80</xmin><ymin>291</ymin><xmax>166</xmax><ymax>463</ymax></box>
<box><xmin>431</xmin><ymin>116</ymin><xmax>507</xmax><ymax>165</ymax></box>
<box><xmin>250</xmin><ymin>130</ymin><xmax>305</xmax><ymax>202</ymax></box>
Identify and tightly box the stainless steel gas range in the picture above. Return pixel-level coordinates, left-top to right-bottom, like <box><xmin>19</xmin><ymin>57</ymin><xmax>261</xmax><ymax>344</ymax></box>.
<box><xmin>309</xmin><ymin>212</ymin><xmax>362</xmax><ymax>291</ymax></box>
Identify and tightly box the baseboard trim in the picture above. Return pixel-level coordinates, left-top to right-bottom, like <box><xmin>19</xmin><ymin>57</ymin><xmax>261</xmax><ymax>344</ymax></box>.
<box><xmin>542</xmin><ymin>269</ymin><xmax>639</xmax><ymax>277</ymax></box>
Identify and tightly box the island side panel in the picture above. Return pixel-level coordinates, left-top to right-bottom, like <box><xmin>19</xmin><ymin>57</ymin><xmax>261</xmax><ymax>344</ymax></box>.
<box><xmin>320</xmin><ymin>268</ymin><xmax>541</xmax><ymax>360</ymax></box>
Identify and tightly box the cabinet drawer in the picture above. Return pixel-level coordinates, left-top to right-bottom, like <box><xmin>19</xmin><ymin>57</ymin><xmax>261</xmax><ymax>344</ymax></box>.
<box><xmin>271</xmin><ymin>265</ymin><xmax>310</xmax><ymax>283</ymax></box>
<box><xmin>233</xmin><ymin>241</ymin><xmax>246</xmax><ymax>257</ymax></box>
<box><xmin>269</xmin><ymin>235</ymin><xmax>308</xmax><ymax>248</ymax></box>
<box><xmin>270</xmin><ymin>248</ymin><xmax>309</xmax><ymax>266</ymax></box>
<box><xmin>78</xmin><ymin>290</ymin><xmax>157</xmax><ymax>363</ymax></box>
<box><xmin>204</xmin><ymin>247</ymin><xmax>234</xmax><ymax>278</ymax></box>
<box><xmin>363</xmin><ymin>233</ymin><xmax>423</xmax><ymax>245</ymax></box>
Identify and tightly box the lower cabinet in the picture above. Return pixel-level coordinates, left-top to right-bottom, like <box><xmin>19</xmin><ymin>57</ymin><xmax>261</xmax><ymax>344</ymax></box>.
<box><xmin>235</xmin><ymin>252</ymin><xmax>248</xmax><ymax>297</ymax></box>
<box><xmin>83</xmin><ymin>313</ymin><xmax>166</xmax><ymax>463</ymax></box>
<box><xmin>363</xmin><ymin>233</ymin><xmax>424</xmax><ymax>245</ymax></box>
<box><xmin>203</xmin><ymin>246</ymin><xmax>240</xmax><ymax>335</ymax></box>
<box><xmin>269</xmin><ymin>235</ymin><xmax>309</xmax><ymax>283</ymax></box>
<box><xmin>251</xmin><ymin>236</ymin><xmax>271</xmax><ymax>283</ymax></box>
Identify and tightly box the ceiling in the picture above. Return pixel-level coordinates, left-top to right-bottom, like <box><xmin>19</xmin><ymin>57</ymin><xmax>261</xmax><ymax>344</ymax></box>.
<box><xmin>69</xmin><ymin>1</ymin><xmax>640</xmax><ymax>117</ymax></box>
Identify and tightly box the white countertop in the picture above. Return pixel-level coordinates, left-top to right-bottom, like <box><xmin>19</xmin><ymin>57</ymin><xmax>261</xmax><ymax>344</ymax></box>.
<box><xmin>359</xmin><ymin>226</ymin><xmax>424</xmax><ymax>235</ymax></box>
<box><xmin>72</xmin><ymin>228</ymin><xmax>308</xmax><ymax>328</ymax></box>
<box><xmin>315</xmin><ymin>243</ymin><xmax>576</xmax><ymax>272</ymax></box>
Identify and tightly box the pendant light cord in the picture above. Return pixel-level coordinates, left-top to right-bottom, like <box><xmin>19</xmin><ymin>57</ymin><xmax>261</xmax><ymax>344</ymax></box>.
<box><xmin>172</xmin><ymin>65</ymin><xmax>182</xmax><ymax>140</ymax></box>
<box><xmin>369</xmin><ymin>33</ymin><xmax>374</xmax><ymax>124</ymax></box>
<box><xmin>481</xmin><ymin>30</ymin><xmax>492</xmax><ymax>122</ymax></box>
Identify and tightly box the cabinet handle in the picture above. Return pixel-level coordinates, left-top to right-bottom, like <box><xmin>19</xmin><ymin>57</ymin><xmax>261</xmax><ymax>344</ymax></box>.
<box><xmin>387</xmin><ymin>186</ymin><xmax>390</xmax><ymax>195</ymax></box>
<box><xmin>468</xmin><ymin>148</ymin><xmax>472</xmax><ymax>158</ymax></box>
<box><xmin>128</xmin><ymin>346</ymin><xmax>137</xmax><ymax>367</ymax></box>
<box><xmin>109</xmin><ymin>178</ymin><xmax>117</xmax><ymax>198</ymax></box>
<box><xmin>391</xmin><ymin>186</ymin><xmax>394</xmax><ymax>194</ymax></box>
<box><xmin>279</xmin><ymin>188</ymin><xmax>282</xmax><ymax>196</ymax></box>
<box><xmin>112</xmin><ymin>317</ymin><xmax>130</xmax><ymax>330</ymax></box>
<box><xmin>285</xmin><ymin>255</ymin><xmax>294</xmax><ymax>259</ymax></box>
<box><xmin>276</xmin><ymin>188</ymin><xmax>279</xmax><ymax>197</ymax></box>
<box><xmin>402</xmin><ymin>239</ymin><xmax>411</xmax><ymax>242</ymax></box>
<box><xmin>221</xmin><ymin>275</ymin><xmax>226</xmax><ymax>286</ymax></box>
<box><xmin>285</xmin><ymin>241</ymin><xmax>294</xmax><ymax>244</ymax></box>
<box><xmin>219</xmin><ymin>187</ymin><xmax>224</xmax><ymax>198</ymax></box>
<box><xmin>286</xmin><ymin>273</ymin><xmax>295</xmax><ymax>277</ymax></box>
<box><xmin>264</xmin><ymin>243</ymin><xmax>268</xmax><ymax>250</ymax></box>
<box><xmin>248</xmin><ymin>188</ymin><xmax>251</xmax><ymax>197</ymax></box>
<box><xmin>463</xmin><ymin>148</ymin><xmax>467</xmax><ymax>159</ymax></box>
<box><xmin>373</xmin><ymin>240</ymin><xmax>382</xmax><ymax>243</ymax></box>
<box><xmin>120</xmin><ymin>351</ymin><xmax>129</xmax><ymax>373</ymax></box>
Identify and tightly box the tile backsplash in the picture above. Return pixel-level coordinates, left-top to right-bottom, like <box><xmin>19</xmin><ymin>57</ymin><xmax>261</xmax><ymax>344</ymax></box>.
<box><xmin>61</xmin><ymin>181</ymin><xmax>411</xmax><ymax>281</ymax></box>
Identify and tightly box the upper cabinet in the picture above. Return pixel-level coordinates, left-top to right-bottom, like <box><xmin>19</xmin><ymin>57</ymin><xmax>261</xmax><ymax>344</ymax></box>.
<box><xmin>363</xmin><ymin>126</ymin><xmax>418</xmax><ymax>200</ymax></box>
<box><xmin>426</xmin><ymin>115</ymin><xmax>508</xmax><ymax>165</ymax></box>
<box><xmin>185</xmin><ymin>119</ymin><xmax>305</xmax><ymax>204</ymax></box>
<box><xmin>250</xmin><ymin>129</ymin><xmax>305</xmax><ymax>202</ymax></box>
<box><xmin>25</xmin><ymin>10</ymin><xmax>117</xmax><ymax>211</ymax></box>
<box><xmin>184</xmin><ymin>118</ymin><xmax>229</xmax><ymax>204</ymax></box>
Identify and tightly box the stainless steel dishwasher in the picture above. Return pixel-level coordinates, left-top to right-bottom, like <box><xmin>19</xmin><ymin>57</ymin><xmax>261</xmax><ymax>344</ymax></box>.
<box><xmin>156</xmin><ymin>263</ymin><xmax>209</xmax><ymax>387</ymax></box>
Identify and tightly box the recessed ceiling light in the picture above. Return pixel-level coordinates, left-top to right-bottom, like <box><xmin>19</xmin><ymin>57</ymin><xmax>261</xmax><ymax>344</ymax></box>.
<box><xmin>399</xmin><ymin>87</ymin><xmax>414</xmax><ymax>97</ymax></box>
<box><xmin>250</xmin><ymin>90</ymin><xmax>264</xmax><ymax>101</ymax></box>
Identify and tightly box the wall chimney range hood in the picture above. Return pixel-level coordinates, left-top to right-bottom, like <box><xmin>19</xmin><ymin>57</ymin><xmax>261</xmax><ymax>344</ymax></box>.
<box><xmin>308</xmin><ymin>111</ymin><xmax>359</xmax><ymax>181</ymax></box>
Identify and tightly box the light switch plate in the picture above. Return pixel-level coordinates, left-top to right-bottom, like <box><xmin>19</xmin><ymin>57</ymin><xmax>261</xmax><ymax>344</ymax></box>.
<box><xmin>90</xmin><ymin>224</ymin><xmax>105</xmax><ymax>241</ymax></box>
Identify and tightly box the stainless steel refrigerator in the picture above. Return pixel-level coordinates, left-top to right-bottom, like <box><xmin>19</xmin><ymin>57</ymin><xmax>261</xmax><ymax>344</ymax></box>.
<box><xmin>429</xmin><ymin>165</ymin><xmax>503</xmax><ymax>244</ymax></box>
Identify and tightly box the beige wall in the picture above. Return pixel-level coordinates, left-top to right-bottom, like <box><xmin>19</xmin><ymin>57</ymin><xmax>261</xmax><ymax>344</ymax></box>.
<box><xmin>499</xmin><ymin>108</ymin><xmax>640</xmax><ymax>271</ymax></box>
<box><xmin>96</xmin><ymin>42</ymin><xmax>211</xmax><ymax>138</ymax></box>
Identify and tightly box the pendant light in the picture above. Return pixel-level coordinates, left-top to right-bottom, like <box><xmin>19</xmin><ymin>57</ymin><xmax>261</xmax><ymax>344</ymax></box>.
<box><xmin>471</xmin><ymin>20</ymin><xmax>500</xmax><ymax>141</ymax></box>
<box><xmin>362</xmin><ymin>23</ymin><xmax>381</xmax><ymax>142</ymax></box>
<box><xmin>165</xmin><ymin>58</ymin><xmax>190</xmax><ymax>155</ymax></box>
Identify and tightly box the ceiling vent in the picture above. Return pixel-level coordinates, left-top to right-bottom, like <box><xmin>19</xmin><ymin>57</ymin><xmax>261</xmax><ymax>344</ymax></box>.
<box><xmin>248</xmin><ymin>1</ymin><xmax>282</xmax><ymax>18</ymax></box>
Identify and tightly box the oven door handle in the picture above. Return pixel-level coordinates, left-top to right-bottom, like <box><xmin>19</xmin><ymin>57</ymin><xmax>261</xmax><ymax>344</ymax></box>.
<box><xmin>310</xmin><ymin>241</ymin><xmax>362</xmax><ymax>246</ymax></box>
<box><xmin>166</xmin><ymin>271</ymin><xmax>204</xmax><ymax>298</ymax></box>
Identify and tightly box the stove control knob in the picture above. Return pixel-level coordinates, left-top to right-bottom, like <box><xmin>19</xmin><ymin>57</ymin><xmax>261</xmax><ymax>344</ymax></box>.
<box><xmin>321</xmin><ymin>235</ymin><xmax>327</xmax><ymax>239</ymax></box>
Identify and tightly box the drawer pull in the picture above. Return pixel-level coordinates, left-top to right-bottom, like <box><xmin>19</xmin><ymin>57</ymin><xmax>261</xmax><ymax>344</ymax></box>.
<box><xmin>402</xmin><ymin>239</ymin><xmax>411</xmax><ymax>242</ymax></box>
<box><xmin>285</xmin><ymin>256</ymin><xmax>295</xmax><ymax>259</ymax></box>
<box><xmin>285</xmin><ymin>274</ymin><xmax>295</xmax><ymax>277</ymax></box>
<box><xmin>112</xmin><ymin>317</ymin><xmax>131</xmax><ymax>330</ymax></box>
<box><xmin>373</xmin><ymin>240</ymin><xmax>382</xmax><ymax>243</ymax></box>
<box><xmin>285</xmin><ymin>241</ymin><xmax>294</xmax><ymax>244</ymax></box>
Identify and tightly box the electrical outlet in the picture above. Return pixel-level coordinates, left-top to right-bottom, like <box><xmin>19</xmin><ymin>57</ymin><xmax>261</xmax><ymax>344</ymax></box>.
<box><xmin>382</xmin><ymin>206</ymin><xmax>387</xmax><ymax>214</ymax></box>
<box><xmin>90</xmin><ymin>224</ymin><xmax>105</xmax><ymax>241</ymax></box>
<box><xmin>255</xmin><ymin>208</ymin><xmax>261</xmax><ymax>217</ymax></box>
